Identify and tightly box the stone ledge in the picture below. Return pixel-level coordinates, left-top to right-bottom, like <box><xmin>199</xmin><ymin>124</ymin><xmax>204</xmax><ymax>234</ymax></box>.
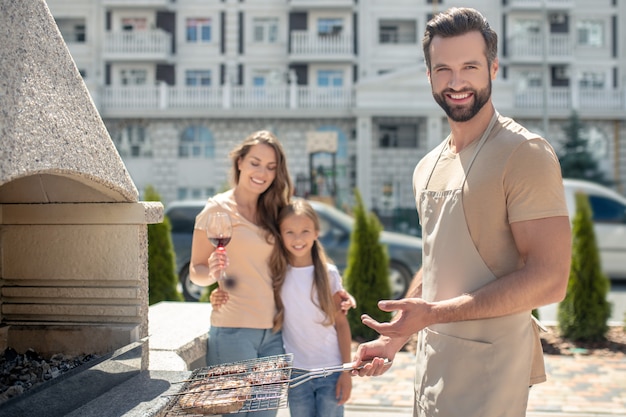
<box><xmin>148</xmin><ymin>301</ymin><xmax>212</xmax><ymax>371</ymax></box>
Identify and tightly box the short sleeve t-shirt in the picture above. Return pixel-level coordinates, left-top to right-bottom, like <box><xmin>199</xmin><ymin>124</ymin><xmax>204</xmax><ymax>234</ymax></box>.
<box><xmin>281</xmin><ymin>264</ymin><xmax>344</xmax><ymax>369</ymax></box>
<box><xmin>413</xmin><ymin>115</ymin><xmax>569</xmax><ymax>279</ymax></box>
<box><xmin>195</xmin><ymin>190</ymin><xmax>276</xmax><ymax>329</ymax></box>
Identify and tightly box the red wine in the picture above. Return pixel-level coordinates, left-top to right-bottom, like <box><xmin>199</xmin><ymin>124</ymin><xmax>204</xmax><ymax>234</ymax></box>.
<box><xmin>209</xmin><ymin>236</ymin><xmax>231</xmax><ymax>248</ymax></box>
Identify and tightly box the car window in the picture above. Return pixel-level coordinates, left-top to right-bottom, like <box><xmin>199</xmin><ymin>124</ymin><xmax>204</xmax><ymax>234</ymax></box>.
<box><xmin>318</xmin><ymin>215</ymin><xmax>331</xmax><ymax>239</ymax></box>
<box><xmin>167</xmin><ymin>206</ymin><xmax>203</xmax><ymax>233</ymax></box>
<box><xmin>588</xmin><ymin>195</ymin><xmax>626</xmax><ymax>224</ymax></box>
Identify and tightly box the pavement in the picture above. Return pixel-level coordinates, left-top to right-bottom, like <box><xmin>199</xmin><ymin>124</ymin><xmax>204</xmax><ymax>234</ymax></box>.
<box><xmin>274</xmin><ymin>344</ymin><xmax>626</xmax><ymax>417</ymax></box>
<box><xmin>148</xmin><ymin>302</ymin><xmax>626</xmax><ymax>417</ymax></box>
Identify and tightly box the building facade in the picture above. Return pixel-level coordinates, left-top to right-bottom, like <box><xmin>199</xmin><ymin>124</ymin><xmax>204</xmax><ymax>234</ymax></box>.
<box><xmin>47</xmin><ymin>0</ymin><xmax>626</xmax><ymax>231</ymax></box>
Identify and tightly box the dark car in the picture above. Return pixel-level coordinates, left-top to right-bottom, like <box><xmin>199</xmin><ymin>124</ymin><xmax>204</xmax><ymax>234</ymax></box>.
<box><xmin>165</xmin><ymin>199</ymin><xmax>423</xmax><ymax>301</ymax></box>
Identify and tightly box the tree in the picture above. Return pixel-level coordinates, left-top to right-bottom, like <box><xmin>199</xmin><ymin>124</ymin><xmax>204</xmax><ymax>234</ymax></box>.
<box><xmin>557</xmin><ymin>192</ymin><xmax>611</xmax><ymax>341</ymax></box>
<box><xmin>343</xmin><ymin>189</ymin><xmax>392</xmax><ymax>341</ymax></box>
<box><xmin>145</xmin><ymin>186</ymin><xmax>184</xmax><ymax>305</ymax></box>
<box><xmin>558</xmin><ymin>111</ymin><xmax>608</xmax><ymax>185</ymax></box>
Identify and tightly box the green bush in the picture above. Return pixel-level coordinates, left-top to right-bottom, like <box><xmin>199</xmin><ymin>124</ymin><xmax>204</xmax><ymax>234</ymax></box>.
<box><xmin>145</xmin><ymin>186</ymin><xmax>183</xmax><ymax>305</ymax></box>
<box><xmin>557</xmin><ymin>192</ymin><xmax>611</xmax><ymax>341</ymax></box>
<box><xmin>344</xmin><ymin>189</ymin><xmax>392</xmax><ymax>341</ymax></box>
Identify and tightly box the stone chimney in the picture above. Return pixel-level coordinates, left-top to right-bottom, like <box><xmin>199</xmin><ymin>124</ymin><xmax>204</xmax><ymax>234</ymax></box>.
<box><xmin>0</xmin><ymin>0</ymin><xmax>161</xmax><ymax>365</ymax></box>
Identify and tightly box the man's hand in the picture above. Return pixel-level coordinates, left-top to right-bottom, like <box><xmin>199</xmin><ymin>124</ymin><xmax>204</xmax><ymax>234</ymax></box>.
<box><xmin>352</xmin><ymin>337</ymin><xmax>396</xmax><ymax>377</ymax></box>
<box><xmin>337</xmin><ymin>289</ymin><xmax>356</xmax><ymax>314</ymax></box>
<box><xmin>361</xmin><ymin>298</ymin><xmax>432</xmax><ymax>340</ymax></box>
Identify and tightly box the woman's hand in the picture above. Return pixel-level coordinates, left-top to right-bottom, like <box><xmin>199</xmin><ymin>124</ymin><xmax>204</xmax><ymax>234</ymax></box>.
<box><xmin>209</xmin><ymin>287</ymin><xmax>230</xmax><ymax>311</ymax></box>
<box><xmin>208</xmin><ymin>247</ymin><xmax>229</xmax><ymax>281</ymax></box>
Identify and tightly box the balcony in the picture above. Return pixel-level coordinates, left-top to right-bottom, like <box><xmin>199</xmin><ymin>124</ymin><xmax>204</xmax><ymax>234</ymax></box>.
<box><xmin>506</xmin><ymin>0</ymin><xmax>574</xmax><ymax>9</ymax></box>
<box><xmin>289</xmin><ymin>31</ymin><xmax>354</xmax><ymax>60</ymax></box>
<box><xmin>514</xmin><ymin>87</ymin><xmax>625</xmax><ymax>114</ymax></box>
<box><xmin>99</xmin><ymin>84</ymin><xmax>355</xmax><ymax>116</ymax></box>
<box><xmin>103</xmin><ymin>30</ymin><xmax>172</xmax><ymax>61</ymax></box>
<box><xmin>288</xmin><ymin>0</ymin><xmax>355</xmax><ymax>8</ymax></box>
<box><xmin>101</xmin><ymin>0</ymin><xmax>175</xmax><ymax>7</ymax></box>
<box><xmin>507</xmin><ymin>33</ymin><xmax>571</xmax><ymax>61</ymax></box>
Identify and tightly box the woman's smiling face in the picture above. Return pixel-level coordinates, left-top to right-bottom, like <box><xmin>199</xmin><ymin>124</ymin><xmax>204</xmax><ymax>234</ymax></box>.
<box><xmin>237</xmin><ymin>143</ymin><xmax>277</xmax><ymax>195</ymax></box>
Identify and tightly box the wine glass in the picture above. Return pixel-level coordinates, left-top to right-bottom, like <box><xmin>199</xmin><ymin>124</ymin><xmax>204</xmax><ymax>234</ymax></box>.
<box><xmin>206</xmin><ymin>211</ymin><xmax>235</xmax><ymax>289</ymax></box>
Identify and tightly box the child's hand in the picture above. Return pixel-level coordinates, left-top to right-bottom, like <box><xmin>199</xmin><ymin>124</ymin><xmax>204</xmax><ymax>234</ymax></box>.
<box><xmin>335</xmin><ymin>372</ymin><xmax>352</xmax><ymax>405</ymax></box>
<box><xmin>209</xmin><ymin>287</ymin><xmax>229</xmax><ymax>311</ymax></box>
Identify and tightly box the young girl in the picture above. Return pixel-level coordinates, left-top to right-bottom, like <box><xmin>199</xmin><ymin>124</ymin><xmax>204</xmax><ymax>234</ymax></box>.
<box><xmin>211</xmin><ymin>198</ymin><xmax>353</xmax><ymax>416</ymax></box>
<box><xmin>269</xmin><ymin>198</ymin><xmax>352</xmax><ymax>417</ymax></box>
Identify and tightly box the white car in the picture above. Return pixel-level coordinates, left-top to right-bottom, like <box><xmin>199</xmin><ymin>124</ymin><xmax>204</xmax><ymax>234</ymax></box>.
<box><xmin>563</xmin><ymin>178</ymin><xmax>626</xmax><ymax>280</ymax></box>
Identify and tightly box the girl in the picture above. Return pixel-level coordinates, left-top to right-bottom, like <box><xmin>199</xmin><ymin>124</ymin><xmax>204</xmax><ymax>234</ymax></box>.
<box><xmin>270</xmin><ymin>198</ymin><xmax>352</xmax><ymax>417</ymax></box>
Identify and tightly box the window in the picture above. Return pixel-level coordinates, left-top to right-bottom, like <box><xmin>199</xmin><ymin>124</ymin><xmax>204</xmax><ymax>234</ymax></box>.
<box><xmin>552</xmin><ymin>65</ymin><xmax>570</xmax><ymax>87</ymax></box>
<box><xmin>113</xmin><ymin>125</ymin><xmax>151</xmax><ymax>158</ymax></box>
<box><xmin>379</xmin><ymin>20</ymin><xmax>417</xmax><ymax>44</ymax></box>
<box><xmin>579</xmin><ymin>71</ymin><xmax>605</xmax><ymax>89</ymax></box>
<box><xmin>513</xmin><ymin>19</ymin><xmax>541</xmax><ymax>35</ymax></box>
<box><xmin>577</xmin><ymin>20</ymin><xmax>603</xmax><ymax>47</ymax></box>
<box><xmin>588</xmin><ymin>195</ymin><xmax>626</xmax><ymax>224</ymax></box>
<box><xmin>253</xmin><ymin>17</ymin><xmax>278</xmax><ymax>43</ymax></box>
<box><xmin>121</xmin><ymin>18</ymin><xmax>147</xmax><ymax>31</ymax></box>
<box><xmin>519</xmin><ymin>71</ymin><xmax>543</xmax><ymax>88</ymax></box>
<box><xmin>179</xmin><ymin>126</ymin><xmax>214</xmax><ymax>158</ymax></box>
<box><xmin>120</xmin><ymin>69</ymin><xmax>147</xmax><ymax>85</ymax></box>
<box><xmin>176</xmin><ymin>188</ymin><xmax>215</xmax><ymax>203</ymax></box>
<box><xmin>187</xmin><ymin>18</ymin><xmax>212</xmax><ymax>42</ymax></box>
<box><xmin>186</xmin><ymin>70</ymin><xmax>212</xmax><ymax>86</ymax></box>
<box><xmin>317</xmin><ymin>70</ymin><xmax>343</xmax><ymax>87</ymax></box>
<box><xmin>379</xmin><ymin>124</ymin><xmax>418</xmax><ymax>148</ymax></box>
<box><xmin>253</xmin><ymin>75</ymin><xmax>266</xmax><ymax>87</ymax></box>
<box><xmin>55</xmin><ymin>18</ymin><xmax>87</xmax><ymax>43</ymax></box>
<box><xmin>318</xmin><ymin>18</ymin><xmax>343</xmax><ymax>36</ymax></box>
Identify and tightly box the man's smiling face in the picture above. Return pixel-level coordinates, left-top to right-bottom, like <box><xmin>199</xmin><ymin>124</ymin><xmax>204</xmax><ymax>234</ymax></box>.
<box><xmin>428</xmin><ymin>31</ymin><xmax>498</xmax><ymax>122</ymax></box>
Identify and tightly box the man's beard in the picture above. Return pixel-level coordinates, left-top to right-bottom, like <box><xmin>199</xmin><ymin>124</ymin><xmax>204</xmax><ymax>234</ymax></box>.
<box><xmin>432</xmin><ymin>79</ymin><xmax>491</xmax><ymax>122</ymax></box>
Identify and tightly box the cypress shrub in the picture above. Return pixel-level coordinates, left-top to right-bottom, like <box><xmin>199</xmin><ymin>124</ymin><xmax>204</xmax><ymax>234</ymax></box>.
<box><xmin>557</xmin><ymin>192</ymin><xmax>611</xmax><ymax>341</ymax></box>
<box><xmin>344</xmin><ymin>189</ymin><xmax>392</xmax><ymax>341</ymax></box>
<box><xmin>145</xmin><ymin>186</ymin><xmax>184</xmax><ymax>305</ymax></box>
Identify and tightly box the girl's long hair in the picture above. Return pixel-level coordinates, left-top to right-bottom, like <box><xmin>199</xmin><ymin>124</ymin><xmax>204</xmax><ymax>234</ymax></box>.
<box><xmin>230</xmin><ymin>130</ymin><xmax>293</xmax><ymax>240</ymax></box>
<box><xmin>270</xmin><ymin>198</ymin><xmax>336</xmax><ymax>332</ymax></box>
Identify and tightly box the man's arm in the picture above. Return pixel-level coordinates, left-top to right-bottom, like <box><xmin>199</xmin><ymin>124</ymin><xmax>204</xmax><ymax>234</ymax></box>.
<box><xmin>363</xmin><ymin>215</ymin><xmax>571</xmax><ymax>338</ymax></box>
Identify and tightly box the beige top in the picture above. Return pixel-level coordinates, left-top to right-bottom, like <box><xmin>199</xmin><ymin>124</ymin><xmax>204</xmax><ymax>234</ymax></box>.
<box><xmin>195</xmin><ymin>190</ymin><xmax>276</xmax><ymax>329</ymax></box>
<box><xmin>413</xmin><ymin>115</ymin><xmax>569</xmax><ymax>279</ymax></box>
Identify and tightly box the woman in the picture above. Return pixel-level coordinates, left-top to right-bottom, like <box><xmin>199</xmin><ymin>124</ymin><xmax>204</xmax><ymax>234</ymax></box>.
<box><xmin>189</xmin><ymin>130</ymin><xmax>293</xmax><ymax>417</ymax></box>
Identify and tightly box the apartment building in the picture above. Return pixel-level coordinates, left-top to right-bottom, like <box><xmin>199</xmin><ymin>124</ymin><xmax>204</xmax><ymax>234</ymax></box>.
<box><xmin>47</xmin><ymin>0</ymin><xmax>626</xmax><ymax>226</ymax></box>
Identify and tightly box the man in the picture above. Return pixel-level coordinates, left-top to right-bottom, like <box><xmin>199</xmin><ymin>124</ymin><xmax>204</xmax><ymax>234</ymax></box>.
<box><xmin>353</xmin><ymin>7</ymin><xmax>572</xmax><ymax>417</ymax></box>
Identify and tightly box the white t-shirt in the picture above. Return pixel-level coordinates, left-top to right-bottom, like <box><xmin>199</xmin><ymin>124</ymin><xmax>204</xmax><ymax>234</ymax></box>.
<box><xmin>281</xmin><ymin>264</ymin><xmax>343</xmax><ymax>369</ymax></box>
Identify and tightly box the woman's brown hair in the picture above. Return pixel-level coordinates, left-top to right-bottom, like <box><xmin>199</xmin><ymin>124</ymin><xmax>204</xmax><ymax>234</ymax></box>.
<box><xmin>270</xmin><ymin>198</ymin><xmax>337</xmax><ymax>332</ymax></box>
<box><xmin>229</xmin><ymin>130</ymin><xmax>293</xmax><ymax>239</ymax></box>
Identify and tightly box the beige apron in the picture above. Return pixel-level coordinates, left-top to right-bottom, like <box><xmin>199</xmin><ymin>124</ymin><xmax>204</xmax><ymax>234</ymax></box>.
<box><xmin>414</xmin><ymin>113</ymin><xmax>539</xmax><ymax>417</ymax></box>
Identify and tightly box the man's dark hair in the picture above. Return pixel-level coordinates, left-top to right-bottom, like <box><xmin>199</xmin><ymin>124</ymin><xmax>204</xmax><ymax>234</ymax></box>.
<box><xmin>422</xmin><ymin>7</ymin><xmax>498</xmax><ymax>71</ymax></box>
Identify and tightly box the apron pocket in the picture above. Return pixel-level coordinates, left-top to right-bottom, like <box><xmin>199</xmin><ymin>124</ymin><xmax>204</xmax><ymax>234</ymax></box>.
<box><xmin>415</xmin><ymin>328</ymin><xmax>494</xmax><ymax>417</ymax></box>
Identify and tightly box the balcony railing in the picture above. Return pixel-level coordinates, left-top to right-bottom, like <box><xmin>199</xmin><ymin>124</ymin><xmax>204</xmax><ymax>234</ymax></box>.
<box><xmin>514</xmin><ymin>87</ymin><xmax>625</xmax><ymax>111</ymax></box>
<box><xmin>290</xmin><ymin>31</ymin><xmax>353</xmax><ymax>56</ymax></box>
<box><xmin>288</xmin><ymin>0</ymin><xmax>355</xmax><ymax>8</ymax></box>
<box><xmin>506</xmin><ymin>0</ymin><xmax>574</xmax><ymax>8</ymax></box>
<box><xmin>508</xmin><ymin>33</ymin><xmax>571</xmax><ymax>60</ymax></box>
<box><xmin>100</xmin><ymin>84</ymin><xmax>355</xmax><ymax>112</ymax></box>
<box><xmin>99</xmin><ymin>84</ymin><xmax>623</xmax><ymax>115</ymax></box>
<box><xmin>104</xmin><ymin>30</ymin><xmax>172</xmax><ymax>59</ymax></box>
<box><xmin>102</xmin><ymin>0</ymin><xmax>174</xmax><ymax>6</ymax></box>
